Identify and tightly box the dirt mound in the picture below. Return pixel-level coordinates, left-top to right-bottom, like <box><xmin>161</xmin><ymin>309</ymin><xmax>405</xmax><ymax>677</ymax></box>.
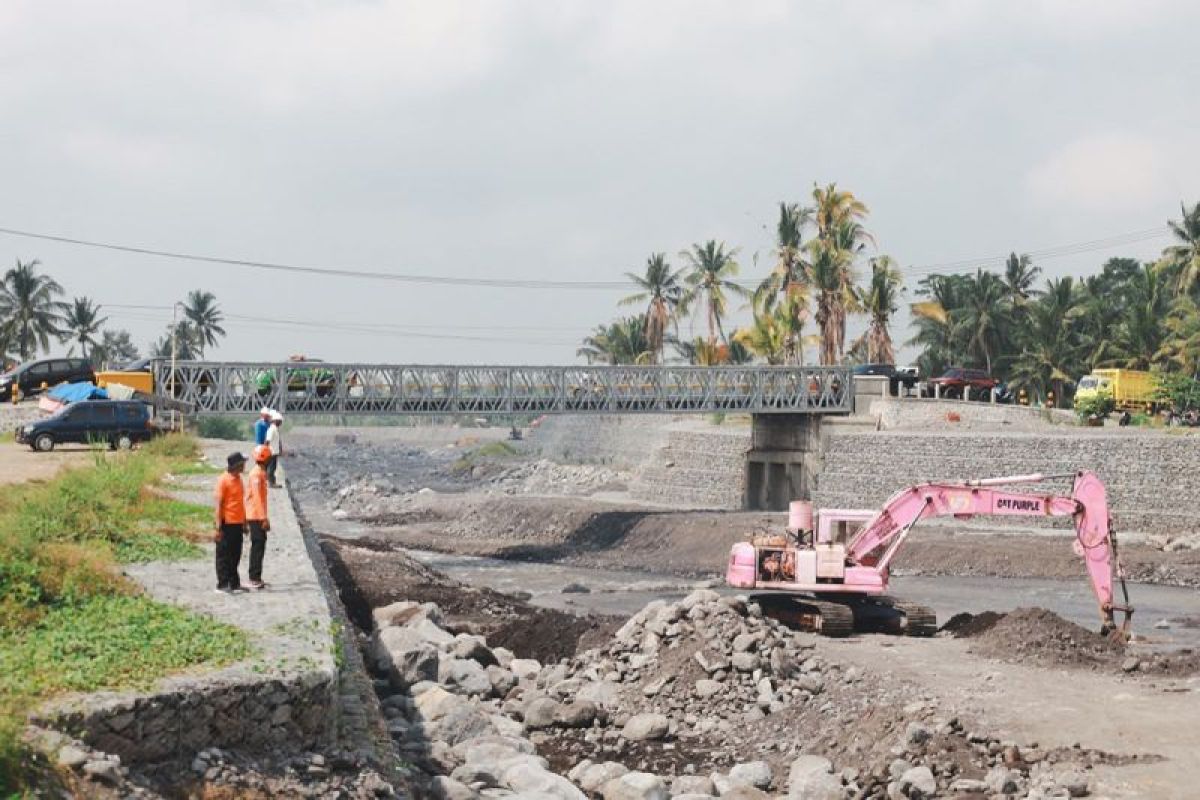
<box><xmin>967</xmin><ymin>607</ymin><xmax>1124</xmax><ymax>669</ymax></box>
<box><xmin>940</xmin><ymin>610</ymin><xmax>1004</xmax><ymax>637</ymax></box>
<box><xmin>319</xmin><ymin>534</ymin><xmax>619</xmax><ymax>663</ymax></box>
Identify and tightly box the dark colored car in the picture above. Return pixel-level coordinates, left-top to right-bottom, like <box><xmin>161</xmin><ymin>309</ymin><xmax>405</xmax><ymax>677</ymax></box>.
<box><xmin>928</xmin><ymin>367</ymin><xmax>999</xmax><ymax>400</ymax></box>
<box><xmin>0</xmin><ymin>357</ymin><xmax>95</xmax><ymax>401</ymax></box>
<box><xmin>15</xmin><ymin>400</ymin><xmax>156</xmax><ymax>452</ymax></box>
<box><xmin>851</xmin><ymin>363</ymin><xmax>919</xmax><ymax>394</ymax></box>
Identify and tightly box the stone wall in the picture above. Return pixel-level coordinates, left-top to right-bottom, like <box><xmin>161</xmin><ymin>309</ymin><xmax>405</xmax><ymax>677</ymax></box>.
<box><xmin>631</xmin><ymin>424</ymin><xmax>749</xmax><ymax>509</ymax></box>
<box><xmin>815</xmin><ymin>429</ymin><xmax>1200</xmax><ymax>542</ymax></box>
<box><xmin>868</xmin><ymin>398</ymin><xmax>1076</xmax><ymax>430</ymax></box>
<box><xmin>528</xmin><ymin>415</ymin><xmax>673</xmax><ymax>469</ymax></box>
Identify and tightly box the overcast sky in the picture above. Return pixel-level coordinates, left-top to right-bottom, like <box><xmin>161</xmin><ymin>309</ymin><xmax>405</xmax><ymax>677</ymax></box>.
<box><xmin>2</xmin><ymin>1</ymin><xmax>1197</xmax><ymax>366</ymax></box>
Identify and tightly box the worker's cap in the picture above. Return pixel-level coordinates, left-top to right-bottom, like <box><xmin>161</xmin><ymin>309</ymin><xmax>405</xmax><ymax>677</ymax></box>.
<box><xmin>227</xmin><ymin>451</ymin><xmax>247</xmax><ymax>469</ymax></box>
<box><xmin>270</xmin><ymin>411</ymin><xmax>283</xmax><ymax>422</ymax></box>
<box><xmin>252</xmin><ymin>444</ymin><xmax>272</xmax><ymax>463</ymax></box>
<box><xmin>260</xmin><ymin>406</ymin><xmax>273</xmax><ymax>416</ymax></box>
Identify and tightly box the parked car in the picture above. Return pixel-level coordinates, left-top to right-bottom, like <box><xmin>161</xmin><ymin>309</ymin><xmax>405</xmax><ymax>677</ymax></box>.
<box><xmin>850</xmin><ymin>363</ymin><xmax>919</xmax><ymax>395</ymax></box>
<box><xmin>928</xmin><ymin>367</ymin><xmax>999</xmax><ymax>400</ymax></box>
<box><xmin>0</xmin><ymin>357</ymin><xmax>95</xmax><ymax>402</ymax></box>
<box><xmin>15</xmin><ymin>399</ymin><xmax>156</xmax><ymax>452</ymax></box>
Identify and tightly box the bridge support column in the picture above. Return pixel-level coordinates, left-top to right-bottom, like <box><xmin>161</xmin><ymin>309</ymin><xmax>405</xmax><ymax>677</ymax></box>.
<box><xmin>745</xmin><ymin>414</ymin><xmax>822</xmax><ymax>511</ymax></box>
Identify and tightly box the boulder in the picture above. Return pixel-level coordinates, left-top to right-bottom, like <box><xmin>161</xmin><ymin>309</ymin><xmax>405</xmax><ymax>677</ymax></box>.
<box><xmin>441</xmin><ymin>658</ymin><xmax>493</xmax><ymax>697</ymax></box>
<box><xmin>576</xmin><ymin>680</ymin><xmax>622</xmax><ymax>708</ymax></box>
<box><xmin>555</xmin><ymin>700</ymin><xmax>598</xmax><ymax>728</ymax></box>
<box><xmin>510</xmin><ymin>658</ymin><xmax>543</xmax><ymax>680</ymax></box>
<box><xmin>787</xmin><ymin>755</ymin><xmax>841</xmax><ymax>800</ymax></box>
<box><xmin>412</xmin><ymin>618</ymin><xmax>456</xmax><ymax>648</ymax></box>
<box><xmin>732</xmin><ymin>633</ymin><xmax>760</xmax><ymax>653</ymax></box>
<box><xmin>695</xmin><ymin>679</ymin><xmax>725</xmax><ymax>699</ymax></box>
<box><xmin>720</xmin><ymin>787</ymin><xmax>770</xmax><ymax>800</ymax></box>
<box><xmin>524</xmin><ymin>697</ymin><xmax>563</xmax><ymax>730</ymax></box>
<box><xmin>373</xmin><ymin>600</ymin><xmax>442</xmax><ymax>629</ymax></box>
<box><xmin>984</xmin><ymin>766</ymin><xmax>1018</xmax><ymax>795</ymax></box>
<box><xmin>694</xmin><ymin>650</ymin><xmax>730</xmax><ymax>674</ymax></box>
<box><xmin>486</xmin><ymin>665</ymin><xmax>518</xmax><ymax>698</ymax></box>
<box><xmin>731</xmin><ymin>652</ymin><xmax>760</xmax><ymax>672</ymax></box>
<box><xmin>430</xmin><ymin>775</ymin><xmax>479</xmax><ymax>799</ymax></box>
<box><xmin>671</xmin><ymin>775</ymin><xmax>715</xmax><ymax>796</ymax></box>
<box><xmin>728</xmin><ymin>761</ymin><xmax>772</xmax><ymax>790</ymax></box>
<box><xmin>493</xmin><ymin>646</ymin><xmax>515</xmax><ymax>668</ymax></box>
<box><xmin>503</xmin><ymin>761</ymin><xmax>586</xmax><ymax>799</ymax></box>
<box><xmin>414</xmin><ymin>686</ymin><xmax>464</xmax><ymax>722</ymax></box>
<box><xmin>577</xmin><ymin>762</ymin><xmax>630</xmax><ymax>794</ymax></box>
<box><xmin>622</xmin><ymin>713</ymin><xmax>670</xmax><ymax>741</ymax></box>
<box><xmin>601</xmin><ymin>771</ymin><xmax>669</xmax><ymax>800</ymax></box>
<box><xmin>899</xmin><ymin>766</ymin><xmax>937</xmax><ymax>799</ymax></box>
<box><xmin>453</xmin><ymin>635</ymin><xmax>499</xmax><ymax>667</ymax></box>
<box><xmin>679</xmin><ymin>589</ymin><xmax>721</xmax><ymax>610</ymax></box>
<box><xmin>425</xmin><ymin>705</ymin><xmax>496</xmax><ymax>746</ymax></box>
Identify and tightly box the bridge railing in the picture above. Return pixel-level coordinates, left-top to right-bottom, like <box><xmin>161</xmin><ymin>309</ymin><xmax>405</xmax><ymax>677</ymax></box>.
<box><xmin>150</xmin><ymin>361</ymin><xmax>852</xmax><ymax>416</ymax></box>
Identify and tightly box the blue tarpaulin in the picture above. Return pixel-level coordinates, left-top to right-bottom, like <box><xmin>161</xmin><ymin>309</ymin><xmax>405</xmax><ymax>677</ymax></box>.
<box><xmin>47</xmin><ymin>382</ymin><xmax>109</xmax><ymax>404</ymax></box>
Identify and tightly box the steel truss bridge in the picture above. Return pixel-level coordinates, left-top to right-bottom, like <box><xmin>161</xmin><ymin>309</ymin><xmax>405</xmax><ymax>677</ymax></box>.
<box><xmin>152</xmin><ymin>361</ymin><xmax>851</xmax><ymax>417</ymax></box>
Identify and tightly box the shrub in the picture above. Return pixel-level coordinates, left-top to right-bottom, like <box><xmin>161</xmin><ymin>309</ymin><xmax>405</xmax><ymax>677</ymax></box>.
<box><xmin>142</xmin><ymin>432</ymin><xmax>200</xmax><ymax>460</ymax></box>
<box><xmin>195</xmin><ymin>416</ymin><xmax>249</xmax><ymax>441</ymax></box>
<box><xmin>1075</xmin><ymin>393</ymin><xmax>1115</xmax><ymax>420</ymax></box>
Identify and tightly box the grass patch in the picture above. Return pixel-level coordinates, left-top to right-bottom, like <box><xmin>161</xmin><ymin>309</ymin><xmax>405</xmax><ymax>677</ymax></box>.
<box><xmin>170</xmin><ymin>461</ymin><xmax>221</xmax><ymax>475</ymax></box>
<box><xmin>194</xmin><ymin>416</ymin><xmax>249</xmax><ymax>441</ymax></box>
<box><xmin>0</xmin><ymin>434</ymin><xmax>249</xmax><ymax>793</ymax></box>
<box><xmin>475</xmin><ymin>440</ymin><xmax>517</xmax><ymax>458</ymax></box>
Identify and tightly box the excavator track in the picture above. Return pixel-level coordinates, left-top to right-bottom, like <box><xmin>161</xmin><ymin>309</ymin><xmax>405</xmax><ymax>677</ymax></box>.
<box><xmin>848</xmin><ymin>596</ymin><xmax>938</xmax><ymax>637</ymax></box>
<box><xmin>754</xmin><ymin>594</ymin><xmax>936</xmax><ymax>638</ymax></box>
<box><xmin>753</xmin><ymin>594</ymin><xmax>855</xmax><ymax>638</ymax></box>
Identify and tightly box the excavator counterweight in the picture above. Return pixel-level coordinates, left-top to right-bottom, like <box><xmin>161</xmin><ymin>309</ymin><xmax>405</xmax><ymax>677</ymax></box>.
<box><xmin>727</xmin><ymin>470</ymin><xmax>1133</xmax><ymax>639</ymax></box>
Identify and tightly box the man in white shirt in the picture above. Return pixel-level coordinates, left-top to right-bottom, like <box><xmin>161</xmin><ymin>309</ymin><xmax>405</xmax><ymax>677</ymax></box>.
<box><xmin>264</xmin><ymin>411</ymin><xmax>284</xmax><ymax>487</ymax></box>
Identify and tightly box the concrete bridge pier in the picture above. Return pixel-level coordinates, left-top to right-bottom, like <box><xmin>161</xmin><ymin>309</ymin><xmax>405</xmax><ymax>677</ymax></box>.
<box><xmin>745</xmin><ymin>413</ymin><xmax>822</xmax><ymax>511</ymax></box>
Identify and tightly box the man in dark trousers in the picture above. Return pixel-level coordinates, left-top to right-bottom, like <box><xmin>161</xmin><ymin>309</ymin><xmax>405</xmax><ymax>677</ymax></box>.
<box><xmin>213</xmin><ymin>451</ymin><xmax>248</xmax><ymax>593</ymax></box>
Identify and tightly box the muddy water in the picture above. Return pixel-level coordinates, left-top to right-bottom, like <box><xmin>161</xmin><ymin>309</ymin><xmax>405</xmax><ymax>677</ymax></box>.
<box><xmin>409</xmin><ymin>549</ymin><xmax>1200</xmax><ymax>649</ymax></box>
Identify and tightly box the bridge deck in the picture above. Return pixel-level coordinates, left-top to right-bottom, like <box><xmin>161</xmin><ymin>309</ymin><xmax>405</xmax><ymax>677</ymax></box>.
<box><xmin>152</xmin><ymin>362</ymin><xmax>851</xmax><ymax>416</ymax></box>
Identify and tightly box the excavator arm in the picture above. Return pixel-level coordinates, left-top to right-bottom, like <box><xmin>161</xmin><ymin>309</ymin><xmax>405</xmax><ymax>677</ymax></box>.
<box><xmin>845</xmin><ymin>470</ymin><xmax>1132</xmax><ymax>637</ymax></box>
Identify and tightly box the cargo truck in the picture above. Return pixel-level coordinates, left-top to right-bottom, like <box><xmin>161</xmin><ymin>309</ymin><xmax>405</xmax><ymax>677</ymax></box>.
<box><xmin>1074</xmin><ymin>369</ymin><xmax>1159</xmax><ymax>412</ymax></box>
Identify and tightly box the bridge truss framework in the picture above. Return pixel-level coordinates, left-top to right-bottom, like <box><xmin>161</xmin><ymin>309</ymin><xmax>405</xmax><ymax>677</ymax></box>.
<box><xmin>152</xmin><ymin>361</ymin><xmax>852</xmax><ymax>417</ymax></box>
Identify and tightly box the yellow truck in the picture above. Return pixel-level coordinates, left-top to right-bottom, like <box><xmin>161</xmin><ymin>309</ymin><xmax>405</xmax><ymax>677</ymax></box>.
<box><xmin>1074</xmin><ymin>369</ymin><xmax>1159</xmax><ymax>412</ymax></box>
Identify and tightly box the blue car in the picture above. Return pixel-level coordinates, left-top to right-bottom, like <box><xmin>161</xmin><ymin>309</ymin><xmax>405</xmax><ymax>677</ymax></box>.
<box><xmin>16</xmin><ymin>400</ymin><xmax>156</xmax><ymax>452</ymax></box>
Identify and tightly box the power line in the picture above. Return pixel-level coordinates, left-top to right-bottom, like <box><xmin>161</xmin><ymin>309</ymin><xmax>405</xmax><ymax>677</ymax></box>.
<box><xmin>0</xmin><ymin>222</ymin><xmax>1172</xmax><ymax>291</ymax></box>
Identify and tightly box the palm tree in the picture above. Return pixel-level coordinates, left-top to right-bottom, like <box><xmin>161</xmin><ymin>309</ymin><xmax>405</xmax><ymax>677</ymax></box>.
<box><xmin>1156</xmin><ymin>297</ymin><xmax>1200</xmax><ymax>376</ymax></box>
<box><xmin>619</xmin><ymin>254</ymin><xmax>685</xmax><ymax>364</ymax></box>
<box><xmin>735</xmin><ymin>295</ymin><xmax>788</xmax><ymax>365</ymax></box>
<box><xmin>907</xmin><ymin>273</ymin><xmax>970</xmax><ymax>377</ymax></box>
<box><xmin>182</xmin><ymin>290</ymin><xmax>226</xmax><ymax>357</ymax></box>
<box><xmin>670</xmin><ymin>336</ymin><xmax>731</xmax><ymax>366</ymax></box>
<box><xmin>807</xmin><ymin>221</ymin><xmax>866</xmax><ymax>365</ymax></box>
<box><xmin>151</xmin><ymin>321</ymin><xmax>200</xmax><ymax>360</ymax></box>
<box><xmin>91</xmin><ymin>329</ymin><xmax>140</xmax><ymax>369</ymax></box>
<box><xmin>577</xmin><ymin>316</ymin><xmax>653</xmax><ymax>365</ymax></box>
<box><xmin>1107</xmin><ymin>264</ymin><xmax>1170</xmax><ymax>369</ymax></box>
<box><xmin>958</xmin><ymin>269</ymin><xmax>1010</xmax><ymax>374</ymax></box>
<box><xmin>1162</xmin><ymin>201</ymin><xmax>1200</xmax><ymax>296</ymax></box>
<box><xmin>679</xmin><ymin>240</ymin><xmax>748</xmax><ymax>346</ymax></box>
<box><xmin>1002</xmin><ymin>252</ymin><xmax>1041</xmax><ymax>308</ymax></box>
<box><xmin>1009</xmin><ymin>277</ymin><xmax>1079</xmax><ymax>405</ymax></box>
<box><xmin>812</xmin><ymin>183</ymin><xmax>871</xmax><ymax>243</ymax></box>
<box><xmin>63</xmin><ymin>297</ymin><xmax>108</xmax><ymax>361</ymax></box>
<box><xmin>755</xmin><ymin>203</ymin><xmax>814</xmax><ymax>364</ymax></box>
<box><xmin>861</xmin><ymin>256</ymin><xmax>903</xmax><ymax>364</ymax></box>
<box><xmin>0</xmin><ymin>259</ymin><xmax>67</xmax><ymax>360</ymax></box>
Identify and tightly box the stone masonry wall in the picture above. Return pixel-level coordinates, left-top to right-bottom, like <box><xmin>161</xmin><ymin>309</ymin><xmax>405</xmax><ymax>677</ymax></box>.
<box><xmin>815</xmin><ymin>430</ymin><xmax>1200</xmax><ymax>542</ymax></box>
<box><xmin>528</xmin><ymin>415</ymin><xmax>672</xmax><ymax>469</ymax></box>
<box><xmin>631</xmin><ymin>425</ymin><xmax>749</xmax><ymax>509</ymax></box>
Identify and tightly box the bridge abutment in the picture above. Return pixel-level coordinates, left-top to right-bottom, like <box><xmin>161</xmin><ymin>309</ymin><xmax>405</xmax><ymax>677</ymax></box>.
<box><xmin>745</xmin><ymin>413</ymin><xmax>822</xmax><ymax>511</ymax></box>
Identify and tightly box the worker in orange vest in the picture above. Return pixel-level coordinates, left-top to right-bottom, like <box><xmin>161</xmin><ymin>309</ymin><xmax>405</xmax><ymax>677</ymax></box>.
<box><xmin>213</xmin><ymin>452</ymin><xmax>248</xmax><ymax>594</ymax></box>
<box><xmin>246</xmin><ymin>445</ymin><xmax>272</xmax><ymax>590</ymax></box>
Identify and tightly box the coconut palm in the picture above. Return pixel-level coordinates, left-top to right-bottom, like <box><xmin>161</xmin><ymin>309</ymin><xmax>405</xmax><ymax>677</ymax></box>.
<box><xmin>1002</xmin><ymin>252</ymin><xmax>1041</xmax><ymax>308</ymax></box>
<box><xmin>807</xmin><ymin>221</ymin><xmax>867</xmax><ymax>365</ymax></box>
<box><xmin>958</xmin><ymin>269</ymin><xmax>1010</xmax><ymax>374</ymax></box>
<box><xmin>1008</xmin><ymin>277</ymin><xmax>1079</xmax><ymax>405</ymax></box>
<box><xmin>0</xmin><ymin>259</ymin><xmax>67</xmax><ymax>360</ymax></box>
<box><xmin>679</xmin><ymin>241</ymin><xmax>748</xmax><ymax>346</ymax></box>
<box><xmin>151</xmin><ymin>321</ymin><xmax>201</xmax><ymax>360</ymax></box>
<box><xmin>670</xmin><ymin>336</ymin><xmax>732</xmax><ymax>366</ymax></box>
<box><xmin>1156</xmin><ymin>297</ymin><xmax>1200</xmax><ymax>376</ymax></box>
<box><xmin>577</xmin><ymin>315</ymin><xmax>653</xmax><ymax>365</ymax></box>
<box><xmin>91</xmin><ymin>329</ymin><xmax>140</xmax><ymax>369</ymax></box>
<box><xmin>757</xmin><ymin>203</ymin><xmax>812</xmax><ymax>306</ymax></box>
<box><xmin>861</xmin><ymin>256</ymin><xmax>903</xmax><ymax>364</ymax></box>
<box><xmin>812</xmin><ymin>183</ymin><xmax>870</xmax><ymax>243</ymax></box>
<box><xmin>63</xmin><ymin>297</ymin><xmax>108</xmax><ymax>361</ymax></box>
<box><xmin>181</xmin><ymin>290</ymin><xmax>226</xmax><ymax>357</ymax></box>
<box><xmin>1162</xmin><ymin>201</ymin><xmax>1200</xmax><ymax>296</ymax></box>
<box><xmin>619</xmin><ymin>253</ymin><xmax>685</xmax><ymax>364</ymax></box>
<box><xmin>735</xmin><ymin>296</ymin><xmax>788</xmax><ymax>365</ymax></box>
<box><xmin>1106</xmin><ymin>264</ymin><xmax>1170</xmax><ymax>369</ymax></box>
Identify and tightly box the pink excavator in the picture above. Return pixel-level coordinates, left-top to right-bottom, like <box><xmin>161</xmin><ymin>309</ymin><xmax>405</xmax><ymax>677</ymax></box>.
<box><xmin>727</xmin><ymin>471</ymin><xmax>1133</xmax><ymax>639</ymax></box>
